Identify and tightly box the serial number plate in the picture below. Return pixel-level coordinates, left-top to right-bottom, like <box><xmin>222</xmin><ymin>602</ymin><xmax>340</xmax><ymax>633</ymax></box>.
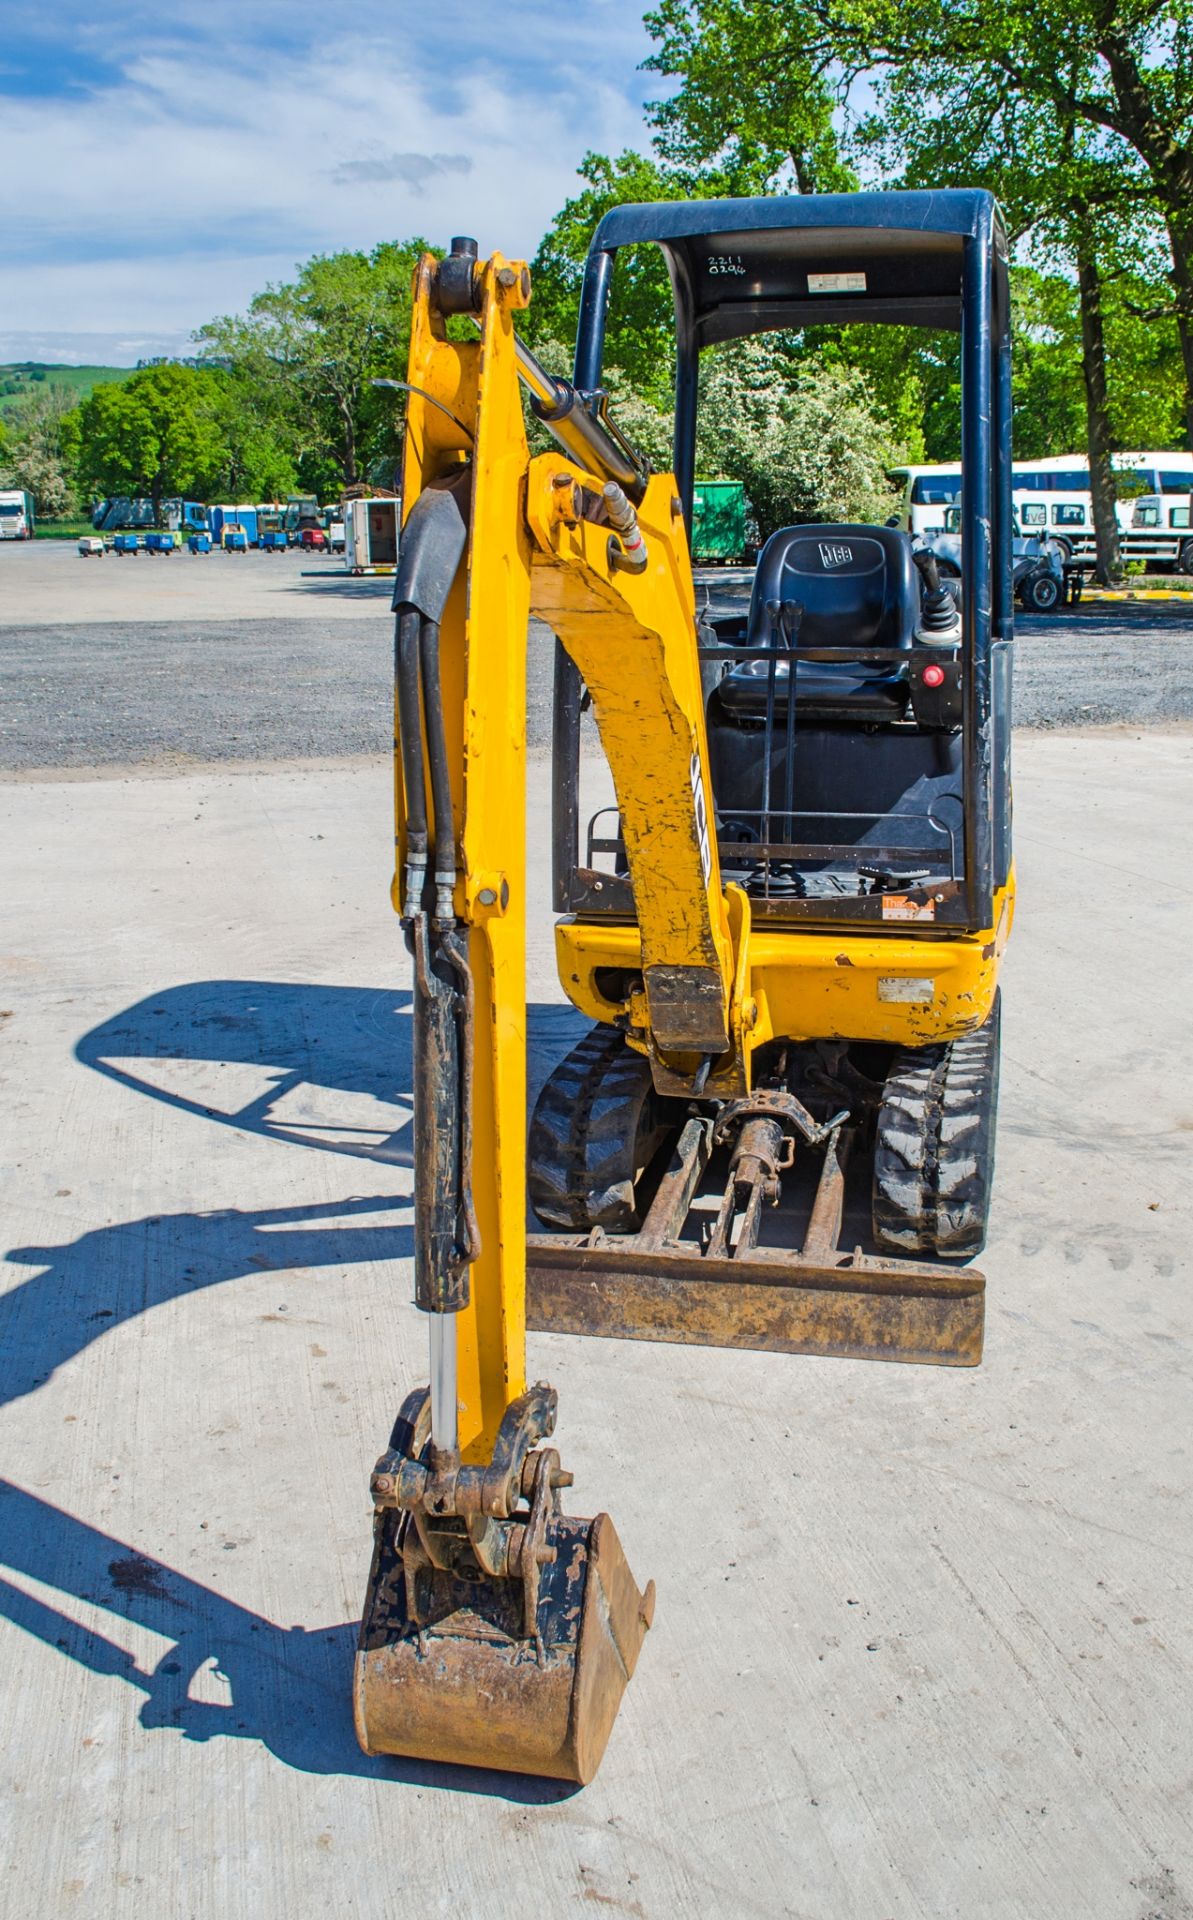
<box><xmin>808</xmin><ymin>271</ymin><xmax>867</xmax><ymax>294</ymax></box>
<box><xmin>878</xmin><ymin>976</ymin><xmax>936</xmax><ymax>1002</ymax></box>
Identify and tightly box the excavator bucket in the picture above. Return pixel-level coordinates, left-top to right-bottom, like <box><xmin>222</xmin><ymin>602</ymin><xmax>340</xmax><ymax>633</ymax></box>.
<box><xmin>354</xmin><ymin>1388</ymin><xmax>654</xmax><ymax>1784</ymax></box>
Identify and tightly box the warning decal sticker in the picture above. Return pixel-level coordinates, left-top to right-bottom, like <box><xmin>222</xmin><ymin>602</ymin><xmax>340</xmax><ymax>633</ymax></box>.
<box><xmin>808</xmin><ymin>271</ymin><xmax>868</xmax><ymax>294</ymax></box>
<box><xmin>881</xmin><ymin>895</ymin><xmax>936</xmax><ymax>922</ymax></box>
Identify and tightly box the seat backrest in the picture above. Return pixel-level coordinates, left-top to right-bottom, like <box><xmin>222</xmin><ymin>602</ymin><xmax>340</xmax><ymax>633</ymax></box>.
<box><xmin>746</xmin><ymin>524</ymin><xmax>918</xmax><ymax>651</ymax></box>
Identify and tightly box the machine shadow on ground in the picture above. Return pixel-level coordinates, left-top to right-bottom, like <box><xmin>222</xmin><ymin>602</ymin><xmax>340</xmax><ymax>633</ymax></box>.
<box><xmin>76</xmin><ymin>979</ymin><xmax>420</xmax><ymax>1166</ymax></box>
<box><xmin>74</xmin><ymin>979</ymin><xmax>589</xmax><ymax>1166</ymax></box>
<box><xmin>0</xmin><ymin>981</ymin><xmax>592</xmax><ymax>1796</ymax></box>
<box><xmin>2</xmin><ymin>984</ymin><xmax>588</xmax><ymax>1409</ymax></box>
<box><xmin>0</xmin><ymin>1479</ymin><xmax>576</xmax><ymax>1800</ymax></box>
<box><xmin>1</xmin><ymin>1194</ymin><xmax>414</xmax><ymax>1409</ymax></box>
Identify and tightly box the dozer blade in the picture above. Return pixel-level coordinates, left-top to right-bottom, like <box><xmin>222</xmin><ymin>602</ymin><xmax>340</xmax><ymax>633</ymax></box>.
<box><xmin>354</xmin><ymin>1388</ymin><xmax>654</xmax><ymax>1784</ymax></box>
<box><xmin>528</xmin><ymin>1117</ymin><xmax>984</xmax><ymax>1367</ymax></box>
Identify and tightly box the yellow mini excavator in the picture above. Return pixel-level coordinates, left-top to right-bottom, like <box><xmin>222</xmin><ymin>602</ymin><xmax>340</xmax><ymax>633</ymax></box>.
<box><xmin>354</xmin><ymin>193</ymin><xmax>1016</xmax><ymax>1784</ymax></box>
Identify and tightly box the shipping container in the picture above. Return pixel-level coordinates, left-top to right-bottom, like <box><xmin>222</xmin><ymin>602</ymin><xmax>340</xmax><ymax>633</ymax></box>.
<box><xmin>691</xmin><ymin>480</ymin><xmax>747</xmax><ymax>563</ymax></box>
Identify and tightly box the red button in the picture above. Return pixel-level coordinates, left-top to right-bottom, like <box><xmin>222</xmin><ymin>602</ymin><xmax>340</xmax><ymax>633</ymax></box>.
<box><xmin>922</xmin><ymin>663</ymin><xmax>946</xmax><ymax>687</ymax></box>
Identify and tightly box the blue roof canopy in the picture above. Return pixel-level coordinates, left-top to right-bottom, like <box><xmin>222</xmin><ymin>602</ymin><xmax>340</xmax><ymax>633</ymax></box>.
<box><xmin>585</xmin><ymin>189</ymin><xmax>1008</xmax><ymax>343</ymax></box>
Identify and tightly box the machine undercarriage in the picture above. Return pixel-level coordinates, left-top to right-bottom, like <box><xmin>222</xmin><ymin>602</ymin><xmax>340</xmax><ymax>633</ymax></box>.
<box><xmin>527</xmin><ymin>1009</ymin><xmax>998</xmax><ymax>1367</ymax></box>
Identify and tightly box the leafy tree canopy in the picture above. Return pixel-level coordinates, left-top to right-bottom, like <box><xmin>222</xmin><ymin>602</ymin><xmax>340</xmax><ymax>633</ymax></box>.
<box><xmin>0</xmin><ymin>385</ymin><xmax>79</xmax><ymax>516</ymax></box>
<box><xmin>75</xmin><ymin>364</ymin><xmax>229</xmax><ymax>513</ymax></box>
<box><xmin>644</xmin><ymin>0</ymin><xmax>1193</xmax><ymax>446</ymax></box>
<box><xmin>196</xmin><ymin>241</ymin><xmax>426</xmax><ymax>493</ymax></box>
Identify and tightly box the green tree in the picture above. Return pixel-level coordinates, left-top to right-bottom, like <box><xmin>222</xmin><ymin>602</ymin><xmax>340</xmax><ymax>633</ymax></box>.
<box><xmin>696</xmin><ymin>338</ymin><xmax>901</xmax><ymax>537</ymax></box>
<box><xmin>197</xmin><ymin>241</ymin><xmax>425</xmax><ymax>493</ymax></box>
<box><xmin>209</xmin><ymin>375</ymin><xmax>298</xmax><ymax>500</ymax></box>
<box><xmin>644</xmin><ymin>2</ymin><xmax>1193</xmax><ymax>576</ymax></box>
<box><xmin>645</xmin><ymin>0</ymin><xmax>855</xmax><ymax>194</ymax></box>
<box><xmin>1</xmin><ymin>386</ymin><xmax>82</xmax><ymax>517</ymax></box>
<box><xmin>656</xmin><ymin>0</ymin><xmax>1193</xmax><ymax>445</ymax></box>
<box><xmin>75</xmin><ymin>365</ymin><xmax>228</xmax><ymax>519</ymax></box>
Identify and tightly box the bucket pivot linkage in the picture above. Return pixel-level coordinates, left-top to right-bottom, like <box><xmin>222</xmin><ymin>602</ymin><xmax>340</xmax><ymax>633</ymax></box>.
<box><xmin>354</xmin><ymin>1382</ymin><xmax>654</xmax><ymax>1783</ymax></box>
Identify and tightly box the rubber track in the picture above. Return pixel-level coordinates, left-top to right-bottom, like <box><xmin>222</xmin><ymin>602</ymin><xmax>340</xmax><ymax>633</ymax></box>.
<box><xmin>872</xmin><ymin>992</ymin><xmax>1001</xmax><ymax>1258</ymax></box>
<box><xmin>529</xmin><ymin>1025</ymin><xmax>679</xmax><ymax>1232</ymax></box>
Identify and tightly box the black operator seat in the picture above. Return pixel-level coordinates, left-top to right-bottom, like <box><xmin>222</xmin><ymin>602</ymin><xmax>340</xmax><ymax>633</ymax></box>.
<box><xmin>714</xmin><ymin>524</ymin><xmax>919</xmax><ymax>724</ymax></box>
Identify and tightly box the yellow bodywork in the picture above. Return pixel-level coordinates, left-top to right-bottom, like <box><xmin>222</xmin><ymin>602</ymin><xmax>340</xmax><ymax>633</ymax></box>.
<box><xmin>392</xmin><ymin>247</ymin><xmax>1014</xmax><ymax>1456</ymax></box>
<box><xmin>557</xmin><ymin>879</ymin><xmax>1015</xmax><ymax>1055</ymax></box>
<box><xmin>394</xmin><ymin>252</ymin><xmax>533</xmax><ymax>1459</ymax></box>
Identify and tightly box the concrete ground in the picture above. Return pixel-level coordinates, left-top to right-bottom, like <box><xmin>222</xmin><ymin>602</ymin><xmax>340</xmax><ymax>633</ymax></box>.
<box><xmin>0</xmin><ymin>536</ymin><xmax>378</xmax><ymax>625</ymax></box>
<box><xmin>2</xmin><ymin>728</ymin><xmax>1192</xmax><ymax>1918</ymax></box>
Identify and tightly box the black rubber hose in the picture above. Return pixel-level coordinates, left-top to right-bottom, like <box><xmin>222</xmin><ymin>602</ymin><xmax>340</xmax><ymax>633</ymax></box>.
<box><xmin>419</xmin><ymin>616</ymin><xmax>456</xmax><ymax>913</ymax></box>
<box><xmin>395</xmin><ymin>606</ymin><xmax>428</xmax><ymax>909</ymax></box>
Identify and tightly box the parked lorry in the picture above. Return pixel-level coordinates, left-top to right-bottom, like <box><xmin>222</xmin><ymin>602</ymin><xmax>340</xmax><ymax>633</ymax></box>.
<box><xmin>92</xmin><ymin>498</ymin><xmax>206</xmax><ymax>534</ymax></box>
<box><xmin>0</xmin><ymin>489</ymin><xmax>35</xmax><ymax>539</ymax></box>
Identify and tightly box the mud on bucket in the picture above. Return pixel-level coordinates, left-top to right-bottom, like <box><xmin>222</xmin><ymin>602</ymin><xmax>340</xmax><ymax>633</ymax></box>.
<box><xmin>354</xmin><ymin>1387</ymin><xmax>654</xmax><ymax>1784</ymax></box>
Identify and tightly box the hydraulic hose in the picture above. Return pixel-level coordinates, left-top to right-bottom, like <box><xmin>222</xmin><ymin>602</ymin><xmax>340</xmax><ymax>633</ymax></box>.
<box><xmin>395</xmin><ymin>606</ymin><xmax>428</xmax><ymax>912</ymax></box>
<box><xmin>418</xmin><ymin>616</ymin><xmax>457</xmax><ymax>923</ymax></box>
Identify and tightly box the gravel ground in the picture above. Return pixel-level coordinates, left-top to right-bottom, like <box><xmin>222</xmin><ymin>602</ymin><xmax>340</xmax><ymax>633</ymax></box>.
<box><xmin>0</xmin><ymin>616</ymin><xmax>558</xmax><ymax>770</ymax></box>
<box><xmin>1</xmin><ymin>594</ymin><xmax>1191</xmax><ymax>772</ymax></box>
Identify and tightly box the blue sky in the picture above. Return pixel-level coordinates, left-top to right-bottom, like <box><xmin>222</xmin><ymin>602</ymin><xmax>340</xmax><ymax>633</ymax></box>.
<box><xmin>0</xmin><ymin>0</ymin><xmax>661</xmax><ymax>363</ymax></box>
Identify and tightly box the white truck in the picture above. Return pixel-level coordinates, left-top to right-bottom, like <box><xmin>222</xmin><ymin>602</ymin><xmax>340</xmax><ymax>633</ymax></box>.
<box><xmin>0</xmin><ymin>489</ymin><xmax>34</xmax><ymax>540</ymax></box>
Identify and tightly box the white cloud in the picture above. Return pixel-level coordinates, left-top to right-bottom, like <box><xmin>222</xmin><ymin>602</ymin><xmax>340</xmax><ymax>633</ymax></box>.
<box><xmin>0</xmin><ymin>3</ymin><xmax>655</xmax><ymax>360</ymax></box>
<box><xmin>330</xmin><ymin>152</ymin><xmax>473</xmax><ymax>188</ymax></box>
<box><xmin>0</xmin><ymin>329</ymin><xmax>193</xmax><ymax>365</ymax></box>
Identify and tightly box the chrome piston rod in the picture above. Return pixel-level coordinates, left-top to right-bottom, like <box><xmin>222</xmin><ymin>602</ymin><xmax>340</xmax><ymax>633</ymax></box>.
<box><xmin>429</xmin><ymin>1311</ymin><xmax>459</xmax><ymax>1455</ymax></box>
<box><xmin>512</xmin><ymin>335</ymin><xmax>649</xmax><ymax>502</ymax></box>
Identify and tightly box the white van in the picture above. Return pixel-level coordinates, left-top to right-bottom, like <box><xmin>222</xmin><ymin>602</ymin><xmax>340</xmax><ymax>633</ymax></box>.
<box><xmin>890</xmin><ymin>465</ymin><xmax>961</xmax><ymax>538</ymax></box>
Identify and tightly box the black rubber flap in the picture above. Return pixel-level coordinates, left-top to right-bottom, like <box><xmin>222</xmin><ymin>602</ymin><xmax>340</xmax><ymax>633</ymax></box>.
<box><xmin>392</xmin><ymin>482</ymin><xmax>469</xmax><ymax>620</ymax></box>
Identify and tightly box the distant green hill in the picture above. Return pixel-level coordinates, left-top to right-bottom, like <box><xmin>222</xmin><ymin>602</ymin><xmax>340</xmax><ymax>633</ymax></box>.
<box><xmin>0</xmin><ymin>362</ymin><xmax>132</xmax><ymax>418</ymax></box>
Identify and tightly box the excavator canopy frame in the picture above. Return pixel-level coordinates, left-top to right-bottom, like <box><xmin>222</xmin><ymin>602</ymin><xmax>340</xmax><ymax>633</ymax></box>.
<box><xmin>552</xmin><ymin>190</ymin><xmax>1014</xmax><ymax>936</ymax></box>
